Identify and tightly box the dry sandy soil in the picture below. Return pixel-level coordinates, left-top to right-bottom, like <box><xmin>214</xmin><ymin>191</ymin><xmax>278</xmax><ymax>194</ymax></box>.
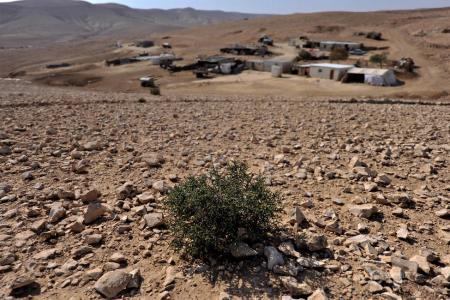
<box><xmin>0</xmin><ymin>78</ymin><xmax>449</xmax><ymax>300</ymax></box>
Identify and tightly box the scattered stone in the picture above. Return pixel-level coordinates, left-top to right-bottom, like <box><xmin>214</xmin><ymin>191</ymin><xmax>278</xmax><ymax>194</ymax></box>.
<box><xmin>9</xmin><ymin>275</ymin><xmax>38</xmax><ymax>296</ymax></box>
<box><xmin>367</xmin><ymin>280</ymin><xmax>384</xmax><ymax>293</ymax></box>
<box><xmin>84</xmin><ymin>202</ymin><xmax>107</xmax><ymax>224</ymax></box>
<box><xmin>143</xmin><ymin>213</ymin><xmax>163</xmax><ymax>228</ymax></box>
<box><xmin>390</xmin><ymin>266</ymin><xmax>405</xmax><ymax>284</ymax></box>
<box><xmin>410</xmin><ymin>255</ymin><xmax>430</xmax><ymax>274</ymax></box>
<box><xmin>230</xmin><ymin>243</ymin><xmax>258</xmax><ymax>258</ymax></box>
<box><xmin>152</xmin><ymin>180</ymin><xmax>168</xmax><ymax>194</ymax></box>
<box><xmin>305</xmin><ymin>234</ymin><xmax>328</xmax><ymax>252</ymax></box>
<box><xmin>33</xmin><ymin>248</ymin><xmax>59</xmax><ymax>260</ymax></box>
<box><xmin>116</xmin><ymin>182</ymin><xmax>138</xmax><ymax>200</ymax></box>
<box><xmin>278</xmin><ymin>241</ymin><xmax>300</xmax><ymax>258</ymax></box>
<box><xmin>391</xmin><ymin>256</ymin><xmax>418</xmax><ymax>274</ymax></box>
<box><xmin>307</xmin><ymin>288</ymin><xmax>328</xmax><ymax>300</ymax></box>
<box><xmin>289</xmin><ymin>206</ymin><xmax>306</xmax><ymax>225</ymax></box>
<box><xmin>48</xmin><ymin>203</ymin><xmax>66</xmax><ymax>223</ymax></box>
<box><xmin>436</xmin><ymin>209</ymin><xmax>450</xmax><ymax>218</ymax></box>
<box><xmin>85</xmin><ymin>234</ymin><xmax>103</xmax><ymax>245</ymax></box>
<box><xmin>80</xmin><ymin>189</ymin><xmax>101</xmax><ymax>203</ymax></box>
<box><xmin>143</xmin><ymin>153</ymin><xmax>165</xmax><ymax>168</ymax></box>
<box><xmin>264</xmin><ymin>246</ymin><xmax>285</xmax><ymax>270</ymax></box>
<box><xmin>348</xmin><ymin>204</ymin><xmax>378</xmax><ymax>219</ymax></box>
<box><xmin>94</xmin><ymin>270</ymin><xmax>132</xmax><ymax>299</ymax></box>
<box><xmin>397</xmin><ymin>224</ymin><xmax>409</xmax><ymax>240</ymax></box>
<box><xmin>110</xmin><ymin>252</ymin><xmax>127</xmax><ymax>264</ymax></box>
<box><xmin>21</xmin><ymin>171</ymin><xmax>34</xmax><ymax>181</ymax></box>
<box><xmin>72</xmin><ymin>246</ymin><xmax>94</xmax><ymax>259</ymax></box>
<box><xmin>280</xmin><ymin>276</ymin><xmax>313</xmax><ymax>297</ymax></box>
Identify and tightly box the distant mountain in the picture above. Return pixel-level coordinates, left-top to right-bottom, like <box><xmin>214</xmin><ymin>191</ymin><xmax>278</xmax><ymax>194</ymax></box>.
<box><xmin>0</xmin><ymin>0</ymin><xmax>264</xmax><ymax>46</ymax></box>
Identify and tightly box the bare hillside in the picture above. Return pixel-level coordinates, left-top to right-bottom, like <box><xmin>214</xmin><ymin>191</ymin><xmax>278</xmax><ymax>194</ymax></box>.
<box><xmin>0</xmin><ymin>0</ymin><xmax>263</xmax><ymax>46</ymax></box>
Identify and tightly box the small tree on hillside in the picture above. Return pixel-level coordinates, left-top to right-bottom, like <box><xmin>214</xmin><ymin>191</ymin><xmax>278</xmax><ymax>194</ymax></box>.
<box><xmin>329</xmin><ymin>48</ymin><xmax>349</xmax><ymax>62</ymax></box>
<box><xmin>370</xmin><ymin>52</ymin><xmax>389</xmax><ymax>68</ymax></box>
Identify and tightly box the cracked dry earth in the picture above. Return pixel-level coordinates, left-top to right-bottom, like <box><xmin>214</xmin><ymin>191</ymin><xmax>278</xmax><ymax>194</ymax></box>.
<box><xmin>0</xmin><ymin>80</ymin><xmax>449</xmax><ymax>300</ymax></box>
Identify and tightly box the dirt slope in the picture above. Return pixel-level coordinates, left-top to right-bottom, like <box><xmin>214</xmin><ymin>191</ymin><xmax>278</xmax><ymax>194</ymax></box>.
<box><xmin>0</xmin><ymin>0</ymin><xmax>263</xmax><ymax>46</ymax></box>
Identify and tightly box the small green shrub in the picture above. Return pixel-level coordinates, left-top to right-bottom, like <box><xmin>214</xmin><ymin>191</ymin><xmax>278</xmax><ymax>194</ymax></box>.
<box><xmin>164</xmin><ymin>162</ymin><xmax>282</xmax><ymax>258</ymax></box>
<box><xmin>370</xmin><ymin>52</ymin><xmax>389</xmax><ymax>68</ymax></box>
<box><xmin>298</xmin><ymin>49</ymin><xmax>313</xmax><ymax>60</ymax></box>
<box><xmin>329</xmin><ymin>48</ymin><xmax>349</xmax><ymax>61</ymax></box>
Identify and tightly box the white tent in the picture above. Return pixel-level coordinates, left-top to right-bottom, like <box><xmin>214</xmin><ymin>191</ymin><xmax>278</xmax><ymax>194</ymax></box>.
<box><xmin>346</xmin><ymin>68</ymin><xmax>397</xmax><ymax>86</ymax></box>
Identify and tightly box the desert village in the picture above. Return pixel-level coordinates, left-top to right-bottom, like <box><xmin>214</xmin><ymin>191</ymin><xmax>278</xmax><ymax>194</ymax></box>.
<box><xmin>107</xmin><ymin>33</ymin><xmax>407</xmax><ymax>92</ymax></box>
<box><xmin>37</xmin><ymin>30</ymin><xmax>416</xmax><ymax>95</ymax></box>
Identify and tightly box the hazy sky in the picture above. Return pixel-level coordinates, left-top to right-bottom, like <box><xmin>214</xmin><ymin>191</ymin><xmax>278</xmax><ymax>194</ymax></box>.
<box><xmin>1</xmin><ymin>0</ymin><xmax>449</xmax><ymax>13</ymax></box>
<box><xmin>90</xmin><ymin>0</ymin><xmax>450</xmax><ymax>13</ymax></box>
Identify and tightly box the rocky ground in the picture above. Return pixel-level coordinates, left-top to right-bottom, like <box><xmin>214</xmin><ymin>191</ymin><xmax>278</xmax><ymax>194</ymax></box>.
<box><xmin>0</xmin><ymin>79</ymin><xmax>449</xmax><ymax>300</ymax></box>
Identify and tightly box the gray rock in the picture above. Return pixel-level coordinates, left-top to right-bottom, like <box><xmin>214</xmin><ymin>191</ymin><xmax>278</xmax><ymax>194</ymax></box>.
<box><xmin>375</xmin><ymin>174</ymin><xmax>391</xmax><ymax>186</ymax></box>
<box><xmin>280</xmin><ymin>276</ymin><xmax>313</xmax><ymax>297</ymax></box>
<box><xmin>0</xmin><ymin>145</ymin><xmax>11</xmax><ymax>156</ymax></box>
<box><xmin>80</xmin><ymin>189</ymin><xmax>101</xmax><ymax>203</ymax></box>
<box><xmin>364</xmin><ymin>182</ymin><xmax>378</xmax><ymax>192</ymax></box>
<box><xmin>94</xmin><ymin>270</ymin><xmax>132</xmax><ymax>299</ymax></box>
<box><xmin>137</xmin><ymin>192</ymin><xmax>154</xmax><ymax>204</ymax></box>
<box><xmin>72</xmin><ymin>246</ymin><xmax>94</xmax><ymax>259</ymax></box>
<box><xmin>85</xmin><ymin>234</ymin><xmax>103</xmax><ymax>245</ymax></box>
<box><xmin>84</xmin><ymin>268</ymin><xmax>103</xmax><ymax>282</ymax></box>
<box><xmin>143</xmin><ymin>153</ymin><xmax>165</xmax><ymax>168</ymax></box>
<box><xmin>436</xmin><ymin>209</ymin><xmax>450</xmax><ymax>218</ymax></box>
<box><xmin>289</xmin><ymin>206</ymin><xmax>305</xmax><ymax>225</ymax></box>
<box><xmin>144</xmin><ymin>213</ymin><xmax>163</xmax><ymax>228</ymax></box>
<box><xmin>367</xmin><ymin>281</ymin><xmax>384</xmax><ymax>293</ymax></box>
<box><xmin>348</xmin><ymin>204</ymin><xmax>378</xmax><ymax>219</ymax></box>
<box><xmin>440</xmin><ymin>267</ymin><xmax>450</xmax><ymax>281</ymax></box>
<box><xmin>83</xmin><ymin>202</ymin><xmax>107</xmax><ymax>224</ymax></box>
<box><xmin>410</xmin><ymin>255</ymin><xmax>430</xmax><ymax>274</ymax></box>
<box><xmin>152</xmin><ymin>180</ymin><xmax>168</xmax><ymax>193</ymax></box>
<box><xmin>116</xmin><ymin>182</ymin><xmax>138</xmax><ymax>200</ymax></box>
<box><xmin>230</xmin><ymin>243</ymin><xmax>258</xmax><ymax>258</ymax></box>
<box><xmin>83</xmin><ymin>141</ymin><xmax>102</xmax><ymax>151</ymax></box>
<box><xmin>305</xmin><ymin>234</ymin><xmax>328</xmax><ymax>252</ymax></box>
<box><xmin>109</xmin><ymin>252</ymin><xmax>127</xmax><ymax>264</ymax></box>
<box><xmin>391</xmin><ymin>256</ymin><xmax>418</xmax><ymax>274</ymax></box>
<box><xmin>396</xmin><ymin>224</ymin><xmax>409</xmax><ymax>240</ymax></box>
<box><xmin>9</xmin><ymin>275</ymin><xmax>36</xmax><ymax>295</ymax></box>
<box><xmin>127</xmin><ymin>268</ymin><xmax>142</xmax><ymax>289</ymax></box>
<box><xmin>33</xmin><ymin>248</ymin><xmax>59</xmax><ymax>260</ymax></box>
<box><xmin>264</xmin><ymin>246</ymin><xmax>285</xmax><ymax>270</ymax></box>
<box><xmin>278</xmin><ymin>241</ymin><xmax>300</xmax><ymax>258</ymax></box>
<box><xmin>49</xmin><ymin>203</ymin><xmax>66</xmax><ymax>223</ymax></box>
<box><xmin>390</xmin><ymin>266</ymin><xmax>405</xmax><ymax>284</ymax></box>
<box><xmin>21</xmin><ymin>171</ymin><xmax>34</xmax><ymax>181</ymax></box>
<box><xmin>307</xmin><ymin>288</ymin><xmax>328</xmax><ymax>300</ymax></box>
<box><xmin>0</xmin><ymin>252</ymin><xmax>16</xmax><ymax>266</ymax></box>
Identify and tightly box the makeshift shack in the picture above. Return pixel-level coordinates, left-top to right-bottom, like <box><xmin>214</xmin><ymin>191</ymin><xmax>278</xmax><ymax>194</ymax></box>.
<box><xmin>343</xmin><ymin>68</ymin><xmax>397</xmax><ymax>86</ymax></box>
<box><xmin>135</xmin><ymin>40</ymin><xmax>155</xmax><ymax>48</ymax></box>
<box><xmin>247</xmin><ymin>56</ymin><xmax>295</xmax><ymax>73</ymax></box>
<box><xmin>297</xmin><ymin>63</ymin><xmax>354</xmax><ymax>80</ymax></box>
<box><xmin>319</xmin><ymin>41</ymin><xmax>362</xmax><ymax>51</ymax></box>
<box><xmin>220</xmin><ymin>44</ymin><xmax>269</xmax><ymax>56</ymax></box>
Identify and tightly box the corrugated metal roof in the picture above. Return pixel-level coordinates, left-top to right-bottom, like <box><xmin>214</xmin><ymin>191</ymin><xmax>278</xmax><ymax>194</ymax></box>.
<box><xmin>299</xmin><ymin>63</ymin><xmax>354</xmax><ymax>69</ymax></box>
<box><xmin>347</xmin><ymin>68</ymin><xmax>392</xmax><ymax>75</ymax></box>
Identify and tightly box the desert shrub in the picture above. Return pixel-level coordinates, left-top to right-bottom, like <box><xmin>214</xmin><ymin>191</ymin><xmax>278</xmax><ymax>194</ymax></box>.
<box><xmin>329</xmin><ymin>48</ymin><xmax>349</xmax><ymax>61</ymax></box>
<box><xmin>298</xmin><ymin>49</ymin><xmax>313</xmax><ymax>60</ymax></box>
<box><xmin>164</xmin><ymin>162</ymin><xmax>282</xmax><ymax>258</ymax></box>
<box><xmin>370</xmin><ymin>53</ymin><xmax>389</xmax><ymax>68</ymax></box>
